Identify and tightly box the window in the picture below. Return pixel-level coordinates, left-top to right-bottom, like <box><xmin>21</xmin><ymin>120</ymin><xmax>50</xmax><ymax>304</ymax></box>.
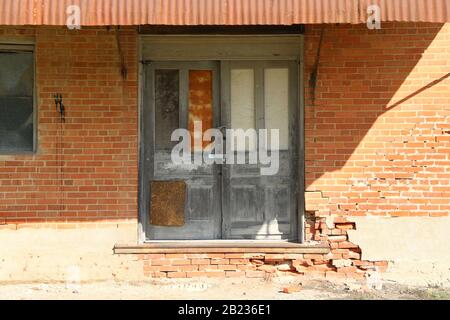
<box><xmin>230</xmin><ymin>68</ymin><xmax>256</xmax><ymax>151</ymax></box>
<box><xmin>0</xmin><ymin>45</ymin><xmax>35</xmax><ymax>153</ymax></box>
<box><xmin>153</xmin><ymin>65</ymin><xmax>214</xmax><ymax>152</ymax></box>
<box><xmin>264</xmin><ymin>68</ymin><xmax>289</xmax><ymax>150</ymax></box>
<box><xmin>230</xmin><ymin>64</ymin><xmax>290</xmax><ymax>151</ymax></box>
<box><xmin>188</xmin><ymin>70</ymin><xmax>213</xmax><ymax>150</ymax></box>
<box><xmin>154</xmin><ymin>69</ymin><xmax>180</xmax><ymax>150</ymax></box>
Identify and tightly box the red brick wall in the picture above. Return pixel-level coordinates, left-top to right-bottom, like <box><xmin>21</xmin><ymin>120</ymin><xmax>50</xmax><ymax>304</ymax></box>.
<box><xmin>139</xmin><ymin>252</ymin><xmax>332</xmax><ymax>279</ymax></box>
<box><xmin>0</xmin><ymin>26</ymin><xmax>138</xmax><ymax>228</ymax></box>
<box><xmin>303</xmin><ymin>22</ymin><xmax>450</xmax><ymax>277</ymax></box>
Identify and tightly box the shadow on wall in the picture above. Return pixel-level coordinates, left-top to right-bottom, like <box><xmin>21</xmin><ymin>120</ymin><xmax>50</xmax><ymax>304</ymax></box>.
<box><xmin>304</xmin><ymin>22</ymin><xmax>450</xmax><ymax>218</ymax></box>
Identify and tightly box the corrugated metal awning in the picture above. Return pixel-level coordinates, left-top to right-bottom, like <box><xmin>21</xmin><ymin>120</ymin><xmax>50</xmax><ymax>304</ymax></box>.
<box><xmin>0</xmin><ymin>0</ymin><xmax>449</xmax><ymax>26</ymax></box>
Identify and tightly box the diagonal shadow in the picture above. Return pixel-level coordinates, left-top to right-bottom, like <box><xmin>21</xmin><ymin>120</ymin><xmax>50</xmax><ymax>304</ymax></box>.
<box><xmin>387</xmin><ymin>73</ymin><xmax>450</xmax><ymax>110</ymax></box>
<box><xmin>305</xmin><ymin>23</ymin><xmax>448</xmax><ymax>190</ymax></box>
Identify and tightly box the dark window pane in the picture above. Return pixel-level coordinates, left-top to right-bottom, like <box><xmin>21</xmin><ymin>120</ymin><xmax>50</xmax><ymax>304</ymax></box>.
<box><xmin>0</xmin><ymin>52</ymin><xmax>34</xmax><ymax>97</ymax></box>
<box><xmin>0</xmin><ymin>51</ymin><xmax>34</xmax><ymax>153</ymax></box>
<box><xmin>0</xmin><ymin>97</ymin><xmax>33</xmax><ymax>152</ymax></box>
<box><xmin>154</xmin><ymin>69</ymin><xmax>180</xmax><ymax>150</ymax></box>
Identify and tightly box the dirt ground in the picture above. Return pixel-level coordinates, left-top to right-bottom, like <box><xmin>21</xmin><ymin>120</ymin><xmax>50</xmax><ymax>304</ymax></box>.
<box><xmin>0</xmin><ymin>277</ymin><xmax>449</xmax><ymax>300</ymax></box>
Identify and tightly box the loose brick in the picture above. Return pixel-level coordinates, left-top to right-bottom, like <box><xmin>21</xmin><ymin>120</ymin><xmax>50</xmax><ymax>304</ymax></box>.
<box><xmin>198</xmin><ymin>264</ymin><xmax>218</xmax><ymax>271</ymax></box>
<box><xmin>216</xmin><ymin>264</ymin><xmax>237</xmax><ymax>271</ymax></box>
<box><xmin>167</xmin><ymin>272</ymin><xmax>187</xmax><ymax>278</ymax></box>
<box><xmin>191</xmin><ymin>258</ymin><xmax>210</xmax><ymax>265</ymax></box>
<box><xmin>245</xmin><ymin>271</ymin><xmax>266</xmax><ymax>278</ymax></box>
<box><xmin>165</xmin><ymin>254</ymin><xmax>186</xmax><ymax>259</ymax></box>
<box><xmin>150</xmin><ymin>259</ymin><xmax>172</xmax><ymax>266</ymax></box>
<box><xmin>210</xmin><ymin>258</ymin><xmax>229</xmax><ymax>265</ymax></box>
<box><xmin>177</xmin><ymin>265</ymin><xmax>199</xmax><ymax>272</ymax></box>
<box><xmin>204</xmin><ymin>254</ymin><xmax>225</xmax><ymax>259</ymax></box>
<box><xmin>171</xmin><ymin>259</ymin><xmax>191</xmax><ymax>266</ymax></box>
<box><xmin>151</xmin><ymin>266</ymin><xmax>179</xmax><ymax>272</ymax></box>
<box><xmin>229</xmin><ymin>258</ymin><xmax>250</xmax><ymax>265</ymax></box>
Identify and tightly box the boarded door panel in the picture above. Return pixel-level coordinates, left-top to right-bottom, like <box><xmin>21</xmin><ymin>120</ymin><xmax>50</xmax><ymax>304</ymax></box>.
<box><xmin>150</xmin><ymin>181</ymin><xmax>186</xmax><ymax>226</ymax></box>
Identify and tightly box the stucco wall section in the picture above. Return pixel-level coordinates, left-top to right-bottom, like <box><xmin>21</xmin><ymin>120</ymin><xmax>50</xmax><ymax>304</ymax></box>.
<box><xmin>0</xmin><ymin>222</ymin><xmax>143</xmax><ymax>283</ymax></box>
<box><xmin>348</xmin><ymin>216</ymin><xmax>450</xmax><ymax>287</ymax></box>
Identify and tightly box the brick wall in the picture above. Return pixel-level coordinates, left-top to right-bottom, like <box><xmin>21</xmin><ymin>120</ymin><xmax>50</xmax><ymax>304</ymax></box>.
<box><xmin>0</xmin><ymin>26</ymin><xmax>138</xmax><ymax>228</ymax></box>
<box><xmin>303</xmin><ymin>22</ymin><xmax>450</xmax><ymax>278</ymax></box>
<box><xmin>139</xmin><ymin>253</ymin><xmax>333</xmax><ymax>279</ymax></box>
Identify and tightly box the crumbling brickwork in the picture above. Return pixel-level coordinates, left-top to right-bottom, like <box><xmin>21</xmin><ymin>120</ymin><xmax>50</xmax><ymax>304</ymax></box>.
<box><xmin>304</xmin><ymin>22</ymin><xmax>450</xmax><ymax>279</ymax></box>
<box><xmin>139</xmin><ymin>252</ymin><xmax>335</xmax><ymax>279</ymax></box>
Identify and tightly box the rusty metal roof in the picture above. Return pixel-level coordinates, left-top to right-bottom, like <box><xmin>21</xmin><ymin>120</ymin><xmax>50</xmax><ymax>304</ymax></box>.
<box><xmin>0</xmin><ymin>0</ymin><xmax>449</xmax><ymax>26</ymax></box>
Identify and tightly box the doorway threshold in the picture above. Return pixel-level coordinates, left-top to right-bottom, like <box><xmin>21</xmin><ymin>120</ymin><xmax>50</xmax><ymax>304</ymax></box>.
<box><xmin>113</xmin><ymin>240</ymin><xmax>330</xmax><ymax>254</ymax></box>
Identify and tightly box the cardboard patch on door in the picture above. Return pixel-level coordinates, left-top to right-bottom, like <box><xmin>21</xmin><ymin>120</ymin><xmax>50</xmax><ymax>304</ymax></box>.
<box><xmin>150</xmin><ymin>181</ymin><xmax>186</xmax><ymax>227</ymax></box>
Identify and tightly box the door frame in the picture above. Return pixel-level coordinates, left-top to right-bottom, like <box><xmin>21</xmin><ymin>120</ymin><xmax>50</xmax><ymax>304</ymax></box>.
<box><xmin>137</xmin><ymin>35</ymin><xmax>305</xmax><ymax>243</ymax></box>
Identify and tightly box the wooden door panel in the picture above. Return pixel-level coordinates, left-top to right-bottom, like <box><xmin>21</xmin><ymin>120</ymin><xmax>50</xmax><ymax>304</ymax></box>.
<box><xmin>222</xmin><ymin>61</ymin><xmax>298</xmax><ymax>240</ymax></box>
<box><xmin>145</xmin><ymin>62</ymin><xmax>221</xmax><ymax>240</ymax></box>
<box><xmin>153</xmin><ymin>151</ymin><xmax>214</xmax><ymax>177</ymax></box>
<box><xmin>265</xmin><ymin>185</ymin><xmax>291</xmax><ymax>222</ymax></box>
<box><xmin>186</xmin><ymin>183</ymin><xmax>214</xmax><ymax>220</ymax></box>
<box><xmin>230</xmin><ymin>185</ymin><xmax>260</xmax><ymax>222</ymax></box>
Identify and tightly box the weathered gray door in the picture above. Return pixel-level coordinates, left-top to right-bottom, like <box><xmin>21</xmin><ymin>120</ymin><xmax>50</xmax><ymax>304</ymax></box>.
<box><xmin>143</xmin><ymin>61</ymin><xmax>221</xmax><ymax>240</ymax></box>
<box><xmin>142</xmin><ymin>60</ymin><xmax>299</xmax><ymax>241</ymax></box>
<box><xmin>221</xmin><ymin>61</ymin><xmax>299</xmax><ymax>240</ymax></box>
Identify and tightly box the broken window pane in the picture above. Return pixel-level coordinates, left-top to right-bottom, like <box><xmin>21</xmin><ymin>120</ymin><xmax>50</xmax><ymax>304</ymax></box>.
<box><xmin>264</xmin><ymin>68</ymin><xmax>289</xmax><ymax>150</ymax></box>
<box><xmin>154</xmin><ymin>69</ymin><xmax>180</xmax><ymax>150</ymax></box>
<box><xmin>0</xmin><ymin>50</ymin><xmax>34</xmax><ymax>153</ymax></box>
<box><xmin>188</xmin><ymin>70</ymin><xmax>213</xmax><ymax>150</ymax></box>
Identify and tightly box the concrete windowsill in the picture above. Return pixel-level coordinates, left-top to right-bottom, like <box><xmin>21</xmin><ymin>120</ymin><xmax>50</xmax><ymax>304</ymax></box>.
<box><xmin>113</xmin><ymin>241</ymin><xmax>330</xmax><ymax>254</ymax></box>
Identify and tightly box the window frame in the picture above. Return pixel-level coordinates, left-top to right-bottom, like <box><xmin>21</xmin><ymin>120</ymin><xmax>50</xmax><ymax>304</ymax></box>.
<box><xmin>0</xmin><ymin>43</ymin><xmax>37</xmax><ymax>155</ymax></box>
<box><xmin>226</xmin><ymin>61</ymin><xmax>292</xmax><ymax>152</ymax></box>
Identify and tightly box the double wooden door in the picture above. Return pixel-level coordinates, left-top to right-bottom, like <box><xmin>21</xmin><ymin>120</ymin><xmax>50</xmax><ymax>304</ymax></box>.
<box><xmin>142</xmin><ymin>60</ymin><xmax>298</xmax><ymax>240</ymax></box>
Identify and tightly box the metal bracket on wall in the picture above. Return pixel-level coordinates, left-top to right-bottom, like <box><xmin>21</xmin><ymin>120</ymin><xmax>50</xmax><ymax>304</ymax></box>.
<box><xmin>115</xmin><ymin>27</ymin><xmax>128</xmax><ymax>80</ymax></box>
<box><xmin>54</xmin><ymin>93</ymin><xmax>65</xmax><ymax>122</ymax></box>
<box><xmin>310</xmin><ymin>26</ymin><xmax>325</xmax><ymax>106</ymax></box>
